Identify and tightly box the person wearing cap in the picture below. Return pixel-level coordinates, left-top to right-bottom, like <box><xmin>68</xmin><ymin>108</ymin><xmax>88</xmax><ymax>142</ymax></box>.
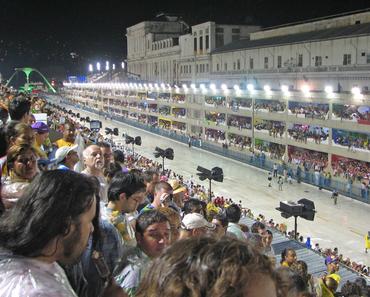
<box><xmin>168</xmin><ymin>179</ymin><xmax>186</xmax><ymax>209</ymax></box>
<box><xmin>55</xmin><ymin>144</ymin><xmax>79</xmax><ymax>170</ymax></box>
<box><xmin>179</xmin><ymin>213</ymin><xmax>215</xmax><ymax>240</ymax></box>
<box><xmin>31</xmin><ymin>121</ymin><xmax>49</xmax><ymax>159</ymax></box>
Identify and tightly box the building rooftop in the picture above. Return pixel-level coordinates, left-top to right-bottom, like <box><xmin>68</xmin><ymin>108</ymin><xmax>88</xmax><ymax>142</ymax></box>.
<box><xmin>212</xmin><ymin>22</ymin><xmax>370</xmax><ymax>54</ymax></box>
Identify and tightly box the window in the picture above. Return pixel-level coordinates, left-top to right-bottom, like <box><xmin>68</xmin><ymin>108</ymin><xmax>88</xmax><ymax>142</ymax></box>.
<box><xmin>199</xmin><ymin>36</ymin><xmax>203</xmax><ymax>50</ymax></box>
<box><xmin>314</xmin><ymin>56</ymin><xmax>322</xmax><ymax>66</ymax></box>
<box><xmin>343</xmin><ymin>54</ymin><xmax>351</xmax><ymax>65</ymax></box>
<box><xmin>206</xmin><ymin>64</ymin><xmax>209</xmax><ymax>72</ymax></box>
<box><xmin>196</xmin><ymin>64</ymin><xmax>199</xmax><ymax>73</ymax></box>
<box><xmin>232</xmin><ymin>28</ymin><xmax>240</xmax><ymax>33</ymax></box>
<box><xmin>298</xmin><ymin>54</ymin><xmax>303</xmax><ymax>67</ymax></box>
<box><xmin>367</xmin><ymin>54</ymin><xmax>370</xmax><ymax>64</ymax></box>
<box><xmin>217</xmin><ymin>63</ymin><xmax>220</xmax><ymax>71</ymax></box>
<box><xmin>194</xmin><ymin>37</ymin><xmax>197</xmax><ymax>51</ymax></box>
<box><xmin>224</xmin><ymin>63</ymin><xmax>228</xmax><ymax>71</ymax></box>
<box><xmin>249</xmin><ymin>58</ymin><xmax>254</xmax><ymax>69</ymax></box>
<box><xmin>189</xmin><ymin>65</ymin><xmax>192</xmax><ymax>73</ymax></box>
<box><xmin>237</xmin><ymin>59</ymin><xmax>240</xmax><ymax>70</ymax></box>
<box><xmin>233</xmin><ymin>62</ymin><xmax>236</xmax><ymax>70</ymax></box>
<box><xmin>277</xmin><ymin>56</ymin><xmax>282</xmax><ymax>68</ymax></box>
<box><xmin>205</xmin><ymin>35</ymin><xmax>209</xmax><ymax>49</ymax></box>
<box><xmin>216</xmin><ymin>27</ymin><xmax>224</xmax><ymax>33</ymax></box>
<box><xmin>264</xmin><ymin>57</ymin><xmax>269</xmax><ymax>69</ymax></box>
<box><xmin>180</xmin><ymin>65</ymin><xmax>183</xmax><ymax>74</ymax></box>
<box><xmin>216</xmin><ymin>34</ymin><xmax>224</xmax><ymax>48</ymax></box>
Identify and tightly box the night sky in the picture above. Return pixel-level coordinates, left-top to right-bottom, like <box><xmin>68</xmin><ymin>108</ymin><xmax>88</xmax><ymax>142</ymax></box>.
<box><xmin>1</xmin><ymin>0</ymin><xmax>369</xmax><ymax>80</ymax></box>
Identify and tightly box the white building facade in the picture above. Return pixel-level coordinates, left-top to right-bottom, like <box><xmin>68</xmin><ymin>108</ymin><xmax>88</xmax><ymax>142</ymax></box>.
<box><xmin>127</xmin><ymin>11</ymin><xmax>370</xmax><ymax>93</ymax></box>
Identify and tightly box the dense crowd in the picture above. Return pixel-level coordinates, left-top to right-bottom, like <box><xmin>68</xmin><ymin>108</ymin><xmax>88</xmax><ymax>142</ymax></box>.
<box><xmin>332</xmin><ymin>131</ymin><xmax>370</xmax><ymax>152</ymax></box>
<box><xmin>255</xmin><ymin>100</ymin><xmax>286</xmax><ymax>112</ymax></box>
<box><xmin>332</xmin><ymin>104</ymin><xmax>370</xmax><ymax>122</ymax></box>
<box><xmin>289</xmin><ymin>102</ymin><xmax>329</xmax><ymax>120</ymax></box>
<box><xmin>227</xmin><ymin>115</ymin><xmax>252</xmax><ymax>129</ymax></box>
<box><xmin>0</xmin><ymin>86</ymin><xmax>369</xmax><ymax>297</ymax></box>
<box><xmin>288</xmin><ymin>125</ymin><xmax>329</xmax><ymax>144</ymax></box>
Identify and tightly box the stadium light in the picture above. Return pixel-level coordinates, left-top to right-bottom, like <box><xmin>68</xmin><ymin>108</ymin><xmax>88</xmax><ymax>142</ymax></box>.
<box><xmin>190</xmin><ymin>83</ymin><xmax>196</xmax><ymax>90</ymax></box>
<box><xmin>281</xmin><ymin>85</ymin><xmax>289</xmax><ymax>93</ymax></box>
<box><xmin>301</xmin><ymin>84</ymin><xmax>310</xmax><ymax>95</ymax></box>
<box><xmin>88</xmin><ymin>64</ymin><xmax>93</xmax><ymax>72</ymax></box>
<box><xmin>351</xmin><ymin>86</ymin><xmax>361</xmax><ymax>95</ymax></box>
<box><xmin>247</xmin><ymin>84</ymin><xmax>254</xmax><ymax>92</ymax></box>
<box><xmin>112</xmin><ymin>64</ymin><xmax>116</xmax><ymax>70</ymax></box>
<box><xmin>96</xmin><ymin>62</ymin><xmax>101</xmax><ymax>71</ymax></box>
<box><xmin>210</xmin><ymin>83</ymin><xmax>217</xmax><ymax>92</ymax></box>
<box><xmin>105</xmin><ymin>61</ymin><xmax>110</xmax><ymax>71</ymax></box>
<box><xmin>325</xmin><ymin>85</ymin><xmax>333</xmax><ymax>94</ymax></box>
<box><xmin>263</xmin><ymin>85</ymin><xmax>271</xmax><ymax>93</ymax></box>
<box><xmin>121</xmin><ymin>62</ymin><xmax>125</xmax><ymax>69</ymax></box>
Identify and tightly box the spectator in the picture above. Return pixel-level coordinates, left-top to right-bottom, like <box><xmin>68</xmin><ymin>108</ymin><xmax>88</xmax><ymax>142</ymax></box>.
<box><xmin>0</xmin><ymin>170</ymin><xmax>97</xmax><ymax>296</ymax></box>
<box><xmin>55</xmin><ymin>144</ymin><xmax>79</xmax><ymax>170</ymax></box>
<box><xmin>31</xmin><ymin>122</ymin><xmax>50</xmax><ymax>159</ymax></box>
<box><xmin>82</xmin><ymin>144</ymin><xmax>107</xmax><ymax>201</ymax></box>
<box><xmin>115</xmin><ymin>210</ymin><xmax>171</xmax><ymax>296</ymax></box>
<box><xmin>179</xmin><ymin>213</ymin><xmax>215</xmax><ymax>239</ymax></box>
<box><xmin>55</xmin><ymin>122</ymin><xmax>76</xmax><ymax>148</ymax></box>
<box><xmin>1</xmin><ymin>143</ymin><xmax>38</xmax><ymax>209</ymax></box>
<box><xmin>8</xmin><ymin>94</ymin><xmax>31</xmax><ymax>123</ymax></box>
<box><xmin>226</xmin><ymin>204</ymin><xmax>247</xmax><ymax>241</ymax></box>
<box><xmin>105</xmin><ymin>172</ymin><xmax>146</xmax><ymax>247</ymax></box>
<box><xmin>211</xmin><ymin>213</ymin><xmax>229</xmax><ymax>238</ymax></box>
<box><xmin>281</xmin><ymin>248</ymin><xmax>297</xmax><ymax>267</ymax></box>
<box><xmin>141</xmin><ymin>181</ymin><xmax>173</xmax><ymax>211</ymax></box>
<box><xmin>135</xmin><ymin>237</ymin><xmax>278</xmax><ymax>297</ymax></box>
<box><xmin>97</xmin><ymin>141</ymin><xmax>113</xmax><ymax>169</ymax></box>
<box><xmin>157</xmin><ymin>206</ymin><xmax>181</xmax><ymax>243</ymax></box>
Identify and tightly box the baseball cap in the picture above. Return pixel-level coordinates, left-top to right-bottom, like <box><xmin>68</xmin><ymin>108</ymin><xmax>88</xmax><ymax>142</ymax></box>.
<box><xmin>181</xmin><ymin>213</ymin><xmax>215</xmax><ymax>230</ymax></box>
<box><xmin>31</xmin><ymin>122</ymin><xmax>49</xmax><ymax>134</ymax></box>
<box><xmin>55</xmin><ymin>144</ymin><xmax>78</xmax><ymax>164</ymax></box>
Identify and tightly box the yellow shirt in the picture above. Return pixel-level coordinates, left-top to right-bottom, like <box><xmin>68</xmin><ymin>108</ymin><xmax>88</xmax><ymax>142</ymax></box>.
<box><xmin>55</xmin><ymin>138</ymin><xmax>74</xmax><ymax>148</ymax></box>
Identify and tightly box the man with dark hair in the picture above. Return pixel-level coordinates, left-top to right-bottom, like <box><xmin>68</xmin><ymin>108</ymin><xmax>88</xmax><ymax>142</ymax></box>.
<box><xmin>8</xmin><ymin>94</ymin><xmax>31</xmax><ymax>123</ymax></box>
<box><xmin>140</xmin><ymin>181</ymin><xmax>173</xmax><ymax>212</ymax></box>
<box><xmin>105</xmin><ymin>172</ymin><xmax>146</xmax><ymax>246</ymax></box>
<box><xmin>0</xmin><ymin>170</ymin><xmax>97</xmax><ymax>296</ymax></box>
<box><xmin>55</xmin><ymin>122</ymin><xmax>76</xmax><ymax>148</ymax></box>
<box><xmin>97</xmin><ymin>141</ymin><xmax>113</xmax><ymax>169</ymax></box>
<box><xmin>212</xmin><ymin>213</ymin><xmax>229</xmax><ymax>238</ymax></box>
<box><xmin>226</xmin><ymin>204</ymin><xmax>247</xmax><ymax>241</ymax></box>
<box><xmin>115</xmin><ymin>210</ymin><xmax>170</xmax><ymax>296</ymax></box>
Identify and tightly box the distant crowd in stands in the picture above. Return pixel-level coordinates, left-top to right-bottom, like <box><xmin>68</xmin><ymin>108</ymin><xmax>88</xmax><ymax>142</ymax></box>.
<box><xmin>333</xmin><ymin>104</ymin><xmax>370</xmax><ymax>122</ymax></box>
<box><xmin>288</xmin><ymin>125</ymin><xmax>329</xmax><ymax>144</ymax></box>
<box><xmin>255</xmin><ymin>120</ymin><xmax>285</xmax><ymax>138</ymax></box>
<box><xmin>227</xmin><ymin>115</ymin><xmax>252</xmax><ymax>129</ymax></box>
<box><xmin>289</xmin><ymin>103</ymin><xmax>329</xmax><ymax>120</ymax></box>
<box><xmin>255</xmin><ymin>100</ymin><xmax>286</xmax><ymax>112</ymax></box>
<box><xmin>333</xmin><ymin>132</ymin><xmax>370</xmax><ymax>152</ymax></box>
<box><xmin>205</xmin><ymin>112</ymin><xmax>226</xmax><ymax>125</ymax></box>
